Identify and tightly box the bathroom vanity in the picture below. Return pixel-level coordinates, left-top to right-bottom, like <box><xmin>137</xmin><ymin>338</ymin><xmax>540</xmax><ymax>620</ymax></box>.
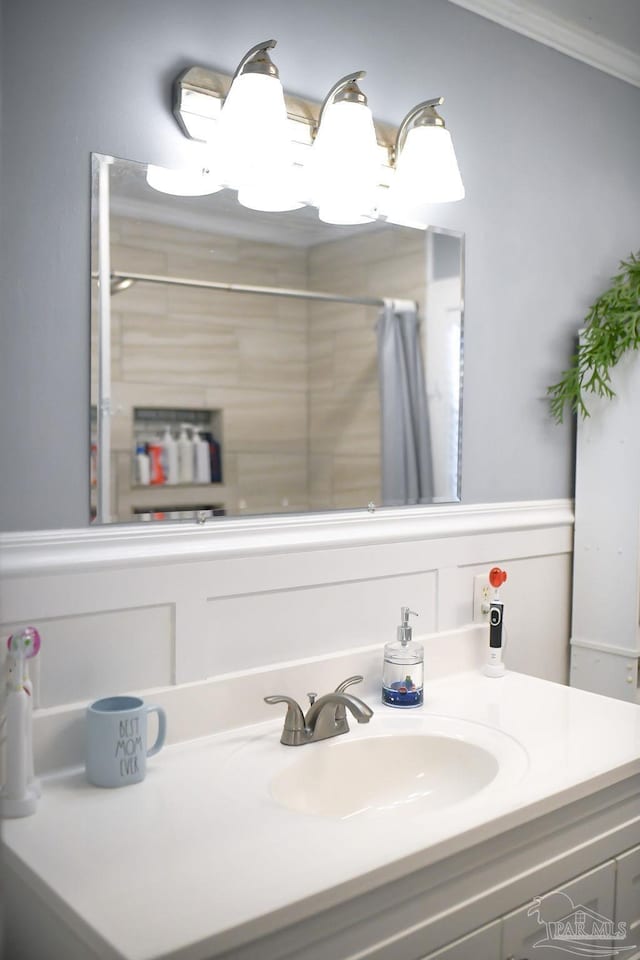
<box><xmin>3</xmin><ymin>630</ymin><xmax>640</xmax><ymax>960</ymax></box>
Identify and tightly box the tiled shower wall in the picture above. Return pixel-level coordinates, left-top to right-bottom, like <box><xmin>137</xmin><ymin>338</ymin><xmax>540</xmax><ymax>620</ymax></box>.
<box><xmin>92</xmin><ymin>216</ymin><xmax>311</xmax><ymax>519</ymax></box>
<box><xmin>307</xmin><ymin>228</ymin><xmax>426</xmax><ymax>509</ymax></box>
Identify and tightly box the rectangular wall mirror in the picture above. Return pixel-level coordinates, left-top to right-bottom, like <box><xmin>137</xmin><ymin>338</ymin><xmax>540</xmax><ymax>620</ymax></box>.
<box><xmin>91</xmin><ymin>154</ymin><xmax>464</xmax><ymax>524</ymax></box>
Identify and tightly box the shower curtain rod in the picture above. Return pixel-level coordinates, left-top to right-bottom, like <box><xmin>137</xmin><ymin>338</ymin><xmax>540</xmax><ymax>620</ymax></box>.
<box><xmin>105</xmin><ymin>270</ymin><xmax>417</xmax><ymax>311</ymax></box>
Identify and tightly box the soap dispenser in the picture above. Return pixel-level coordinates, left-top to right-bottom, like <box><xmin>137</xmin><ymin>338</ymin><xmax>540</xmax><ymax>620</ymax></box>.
<box><xmin>382</xmin><ymin>607</ymin><xmax>423</xmax><ymax>708</ymax></box>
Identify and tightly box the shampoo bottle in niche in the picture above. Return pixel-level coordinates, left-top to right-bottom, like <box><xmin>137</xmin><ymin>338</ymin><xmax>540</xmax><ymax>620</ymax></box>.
<box><xmin>382</xmin><ymin>607</ymin><xmax>423</xmax><ymax>708</ymax></box>
<box><xmin>135</xmin><ymin>442</ymin><xmax>150</xmax><ymax>486</ymax></box>
<box><xmin>193</xmin><ymin>431</ymin><xmax>212</xmax><ymax>484</ymax></box>
<box><xmin>177</xmin><ymin>424</ymin><xmax>194</xmax><ymax>484</ymax></box>
<box><xmin>160</xmin><ymin>426</ymin><xmax>178</xmax><ymax>485</ymax></box>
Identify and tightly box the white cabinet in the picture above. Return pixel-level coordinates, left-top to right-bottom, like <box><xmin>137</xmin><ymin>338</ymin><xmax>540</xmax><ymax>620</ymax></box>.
<box><xmin>616</xmin><ymin>844</ymin><xmax>640</xmax><ymax>960</ymax></box>
<box><xmin>570</xmin><ymin>348</ymin><xmax>640</xmax><ymax>700</ymax></box>
<box><xmin>419</xmin><ymin>920</ymin><xmax>501</xmax><ymax>960</ymax></box>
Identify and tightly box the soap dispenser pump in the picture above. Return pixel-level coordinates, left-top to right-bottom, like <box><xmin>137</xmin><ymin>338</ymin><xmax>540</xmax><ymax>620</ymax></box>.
<box><xmin>382</xmin><ymin>607</ymin><xmax>423</xmax><ymax>708</ymax></box>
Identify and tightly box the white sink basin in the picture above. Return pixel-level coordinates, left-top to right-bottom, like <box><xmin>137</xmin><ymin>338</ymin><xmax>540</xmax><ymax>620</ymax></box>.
<box><xmin>271</xmin><ymin>734</ymin><xmax>500</xmax><ymax>818</ymax></box>
<box><xmin>266</xmin><ymin>715</ymin><xmax>529</xmax><ymax>820</ymax></box>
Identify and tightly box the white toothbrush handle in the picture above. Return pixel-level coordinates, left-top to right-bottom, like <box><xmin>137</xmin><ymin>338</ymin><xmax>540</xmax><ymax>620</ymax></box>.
<box><xmin>5</xmin><ymin>689</ymin><xmax>28</xmax><ymax>799</ymax></box>
<box><xmin>0</xmin><ymin>687</ymin><xmax>38</xmax><ymax>817</ymax></box>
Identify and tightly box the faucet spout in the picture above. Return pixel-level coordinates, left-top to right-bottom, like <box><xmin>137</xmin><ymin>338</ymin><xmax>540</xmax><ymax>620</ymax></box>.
<box><xmin>305</xmin><ymin>692</ymin><xmax>373</xmax><ymax>740</ymax></box>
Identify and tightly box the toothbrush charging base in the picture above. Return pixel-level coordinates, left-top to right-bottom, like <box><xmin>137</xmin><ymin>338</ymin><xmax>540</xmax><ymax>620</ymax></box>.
<box><xmin>484</xmin><ymin>662</ymin><xmax>506</xmax><ymax>678</ymax></box>
<box><xmin>0</xmin><ymin>788</ymin><xmax>38</xmax><ymax>818</ymax></box>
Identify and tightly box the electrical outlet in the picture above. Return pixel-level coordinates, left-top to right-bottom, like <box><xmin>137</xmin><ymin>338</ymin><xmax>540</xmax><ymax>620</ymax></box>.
<box><xmin>473</xmin><ymin>574</ymin><xmax>491</xmax><ymax>622</ymax></box>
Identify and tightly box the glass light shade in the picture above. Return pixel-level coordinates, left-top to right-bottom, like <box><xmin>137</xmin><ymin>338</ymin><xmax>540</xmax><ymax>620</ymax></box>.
<box><xmin>392</xmin><ymin>125</ymin><xmax>465</xmax><ymax>204</ymax></box>
<box><xmin>237</xmin><ymin>186</ymin><xmax>301</xmax><ymax>212</ymax></box>
<box><xmin>218</xmin><ymin>72</ymin><xmax>302</xmax><ymax>211</ymax></box>
<box><xmin>145</xmin><ymin>163</ymin><xmax>224</xmax><ymax>197</ymax></box>
<box><xmin>309</xmin><ymin>99</ymin><xmax>379</xmax><ymax>225</ymax></box>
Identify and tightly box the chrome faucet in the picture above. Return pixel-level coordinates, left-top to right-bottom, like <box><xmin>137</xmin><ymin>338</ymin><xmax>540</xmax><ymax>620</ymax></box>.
<box><xmin>264</xmin><ymin>675</ymin><xmax>373</xmax><ymax>746</ymax></box>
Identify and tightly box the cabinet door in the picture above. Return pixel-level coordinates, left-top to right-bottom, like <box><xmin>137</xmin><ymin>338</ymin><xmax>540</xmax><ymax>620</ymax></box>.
<box><xmin>419</xmin><ymin>920</ymin><xmax>501</xmax><ymax>960</ymax></box>
<box><xmin>616</xmin><ymin>844</ymin><xmax>640</xmax><ymax>960</ymax></box>
<box><xmin>503</xmin><ymin>861</ymin><xmax>615</xmax><ymax>960</ymax></box>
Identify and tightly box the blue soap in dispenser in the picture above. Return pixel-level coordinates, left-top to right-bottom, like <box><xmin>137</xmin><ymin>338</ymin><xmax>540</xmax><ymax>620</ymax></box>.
<box><xmin>382</xmin><ymin>607</ymin><xmax>423</xmax><ymax>708</ymax></box>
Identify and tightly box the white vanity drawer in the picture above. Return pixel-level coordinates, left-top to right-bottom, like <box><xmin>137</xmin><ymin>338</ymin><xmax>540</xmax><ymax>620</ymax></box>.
<box><xmin>419</xmin><ymin>920</ymin><xmax>501</xmax><ymax>960</ymax></box>
<box><xmin>616</xmin><ymin>844</ymin><xmax>640</xmax><ymax>960</ymax></box>
<box><xmin>502</xmin><ymin>861</ymin><xmax>616</xmax><ymax>960</ymax></box>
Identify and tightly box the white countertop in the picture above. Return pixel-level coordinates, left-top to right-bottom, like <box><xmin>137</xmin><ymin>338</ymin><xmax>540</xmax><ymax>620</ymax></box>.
<box><xmin>4</xmin><ymin>669</ymin><xmax>640</xmax><ymax>960</ymax></box>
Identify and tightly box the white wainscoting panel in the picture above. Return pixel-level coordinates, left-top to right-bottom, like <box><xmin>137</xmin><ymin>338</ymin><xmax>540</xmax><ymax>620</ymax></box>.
<box><xmin>0</xmin><ymin>500</ymin><xmax>573</xmax><ymax>709</ymax></box>
<box><xmin>203</xmin><ymin>572</ymin><xmax>438</xmax><ymax>675</ymax></box>
<box><xmin>0</xmin><ymin>605</ymin><xmax>174</xmax><ymax>708</ymax></box>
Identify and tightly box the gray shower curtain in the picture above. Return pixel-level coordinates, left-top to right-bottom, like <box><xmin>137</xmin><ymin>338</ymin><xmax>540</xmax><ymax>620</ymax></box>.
<box><xmin>377</xmin><ymin>303</ymin><xmax>433</xmax><ymax>505</ymax></box>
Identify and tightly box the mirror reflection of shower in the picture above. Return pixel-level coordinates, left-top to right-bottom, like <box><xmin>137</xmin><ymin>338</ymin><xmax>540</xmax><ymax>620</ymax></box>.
<box><xmin>90</xmin><ymin>154</ymin><xmax>463</xmax><ymax>524</ymax></box>
<box><xmin>110</xmin><ymin>276</ymin><xmax>136</xmax><ymax>295</ymax></box>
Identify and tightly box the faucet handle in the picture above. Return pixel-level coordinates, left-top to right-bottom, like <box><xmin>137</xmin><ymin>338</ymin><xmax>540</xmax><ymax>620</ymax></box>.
<box><xmin>264</xmin><ymin>696</ymin><xmax>306</xmax><ymax>740</ymax></box>
<box><xmin>333</xmin><ymin>676</ymin><xmax>365</xmax><ymax>724</ymax></box>
<box><xmin>334</xmin><ymin>675</ymin><xmax>363</xmax><ymax>694</ymax></box>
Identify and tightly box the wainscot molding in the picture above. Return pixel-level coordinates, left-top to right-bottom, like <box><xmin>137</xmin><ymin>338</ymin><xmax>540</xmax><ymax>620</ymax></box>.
<box><xmin>0</xmin><ymin>499</ymin><xmax>574</xmax><ymax>577</ymax></box>
<box><xmin>448</xmin><ymin>0</ymin><xmax>640</xmax><ymax>89</ymax></box>
<box><xmin>0</xmin><ymin>498</ymin><xmax>574</xmax><ymax>696</ymax></box>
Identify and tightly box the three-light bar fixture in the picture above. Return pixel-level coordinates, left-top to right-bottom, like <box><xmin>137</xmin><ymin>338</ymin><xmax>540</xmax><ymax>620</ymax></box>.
<box><xmin>148</xmin><ymin>39</ymin><xmax>465</xmax><ymax>229</ymax></box>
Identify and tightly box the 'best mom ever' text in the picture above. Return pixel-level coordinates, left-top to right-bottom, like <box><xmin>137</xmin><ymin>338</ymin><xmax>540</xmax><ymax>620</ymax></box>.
<box><xmin>115</xmin><ymin>717</ymin><xmax>143</xmax><ymax>777</ymax></box>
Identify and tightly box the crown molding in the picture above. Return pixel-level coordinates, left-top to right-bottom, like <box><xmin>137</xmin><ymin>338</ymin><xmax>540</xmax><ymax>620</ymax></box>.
<box><xmin>448</xmin><ymin>0</ymin><xmax>640</xmax><ymax>88</ymax></box>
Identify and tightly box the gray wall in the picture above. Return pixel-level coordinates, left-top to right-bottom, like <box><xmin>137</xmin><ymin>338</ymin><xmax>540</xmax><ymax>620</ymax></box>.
<box><xmin>1</xmin><ymin>0</ymin><xmax>639</xmax><ymax>531</ymax></box>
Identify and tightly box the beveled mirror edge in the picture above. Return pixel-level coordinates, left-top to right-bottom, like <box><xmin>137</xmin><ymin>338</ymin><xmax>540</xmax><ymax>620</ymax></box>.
<box><xmin>427</xmin><ymin>224</ymin><xmax>465</xmax><ymax>503</ymax></box>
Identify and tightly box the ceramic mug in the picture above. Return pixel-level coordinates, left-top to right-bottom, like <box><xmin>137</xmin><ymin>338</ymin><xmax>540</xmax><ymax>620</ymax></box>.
<box><xmin>86</xmin><ymin>695</ymin><xmax>167</xmax><ymax>788</ymax></box>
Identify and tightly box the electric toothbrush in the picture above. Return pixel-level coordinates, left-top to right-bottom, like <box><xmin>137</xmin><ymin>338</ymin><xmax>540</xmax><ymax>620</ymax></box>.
<box><xmin>484</xmin><ymin>567</ymin><xmax>507</xmax><ymax>678</ymax></box>
<box><xmin>0</xmin><ymin>626</ymin><xmax>41</xmax><ymax>818</ymax></box>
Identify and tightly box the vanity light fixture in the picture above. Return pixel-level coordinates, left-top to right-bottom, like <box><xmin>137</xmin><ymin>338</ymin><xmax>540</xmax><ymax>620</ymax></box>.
<box><xmin>309</xmin><ymin>72</ymin><xmax>380</xmax><ymax>225</ymax></box>
<box><xmin>167</xmin><ymin>45</ymin><xmax>465</xmax><ymax>226</ymax></box>
<box><xmin>217</xmin><ymin>39</ymin><xmax>303</xmax><ymax>213</ymax></box>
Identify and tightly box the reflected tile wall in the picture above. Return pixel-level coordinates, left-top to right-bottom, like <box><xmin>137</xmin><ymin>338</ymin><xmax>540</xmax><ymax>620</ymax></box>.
<box><xmin>109</xmin><ymin>216</ymin><xmax>310</xmax><ymax>520</ymax></box>
<box><xmin>103</xmin><ymin>216</ymin><xmax>426</xmax><ymax>519</ymax></box>
<box><xmin>307</xmin><ymin>227</ymin><xmax>426</xmax><ymax>510</ymax></box>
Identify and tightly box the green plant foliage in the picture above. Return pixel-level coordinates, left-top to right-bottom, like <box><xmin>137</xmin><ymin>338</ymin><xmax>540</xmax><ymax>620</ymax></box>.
<box><xmin>548</xmin><ymin>251</ymin><xmax>640</xmax><ymax>423</ymax></box>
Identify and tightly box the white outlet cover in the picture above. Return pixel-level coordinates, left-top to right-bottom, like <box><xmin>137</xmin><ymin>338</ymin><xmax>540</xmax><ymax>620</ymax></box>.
<box><xmin>473</xmin><ymin>574</ymin><xmax>492</xmax><ymax>623</ymax></box>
